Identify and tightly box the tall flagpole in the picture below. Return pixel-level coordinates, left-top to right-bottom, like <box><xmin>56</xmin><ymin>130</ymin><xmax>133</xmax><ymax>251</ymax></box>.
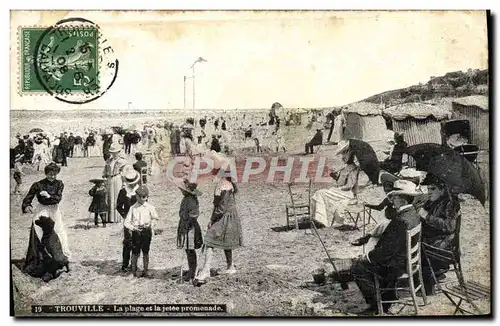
<box><xmin>192</xmin><ymin>65</ymin><xmax>195</xmax><ymax>111</ymax></box>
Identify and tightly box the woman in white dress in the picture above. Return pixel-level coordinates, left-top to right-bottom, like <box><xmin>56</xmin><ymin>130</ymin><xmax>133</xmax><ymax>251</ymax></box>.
<box><xmin>102</xmin><ymin>143</ymin><xmax>128</xmax><ymax>223</ymax></box>
<box><xmin>310</xmin><ymin>140</ymin><xmax>360</xmax><ymax>227</ymax></box>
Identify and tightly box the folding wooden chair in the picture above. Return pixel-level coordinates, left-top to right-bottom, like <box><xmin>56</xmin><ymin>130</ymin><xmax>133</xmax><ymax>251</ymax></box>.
<box><xmin>422</xmin><ymin>213</ymin><xmax>490</xmax><ymax>315</ymax></box>
<box><xmin>285</xmin><ymin>179</ymin><xmax>312</xmax><ymax>232</ymax></box>
<box><xmin>375</xmin><ymin>223</ymin><xmax>428</xmax><ymax>315</ymax></box>
<box><xmin>341</xmin><ymin>204</ymin><xmax>377</xmax><ymax>230</ymax></box>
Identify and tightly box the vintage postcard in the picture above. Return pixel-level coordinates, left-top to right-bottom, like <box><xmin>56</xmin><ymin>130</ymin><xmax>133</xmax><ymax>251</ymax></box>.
<box><xmin>9</xmin><ymin>10</ymin><xmax>490</xmax><ymax>317</ymax></box>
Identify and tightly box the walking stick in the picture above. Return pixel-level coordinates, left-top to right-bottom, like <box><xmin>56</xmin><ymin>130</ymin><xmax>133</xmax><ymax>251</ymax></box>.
<box><xmin>309</xmin><ymin>218</ymin><xmax>339</xmax><ymax>274</ymax></box>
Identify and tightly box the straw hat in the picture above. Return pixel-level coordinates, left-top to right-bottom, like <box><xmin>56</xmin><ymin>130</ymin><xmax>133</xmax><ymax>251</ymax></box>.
<box><xmin>335</xmin><ymin>140</ymin><xmax>350</xmax><ymax>156</ymax></box>
<box><xmin>387</xmin><ymin>180</ymin><xmax>422</xmax><ymax>198</ymax></box>
<box><xmin>108</xmin><ymin>143</ymin><xmax>122</xmax><ymax>153</ymax></box>
<box><xmin>178</xmin><ymin>180</ymin><xmax>202</xmax><ymax>196</ymax></box>
<box><xmin>123</xmin><ymin>169</ymin><xmax>140</xmax><ymax>185</ymax></box>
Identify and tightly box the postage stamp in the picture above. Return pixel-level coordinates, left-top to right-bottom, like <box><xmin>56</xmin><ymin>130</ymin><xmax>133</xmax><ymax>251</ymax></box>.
<box><xmin>21</xmin><ymin>26</ymin><xmax>98</xmax><ymax>94</ymax></box>
<box><xmin>19</xmin><ymin>17</ymin><xmax>118</xmax><ymax>104</ymax></box>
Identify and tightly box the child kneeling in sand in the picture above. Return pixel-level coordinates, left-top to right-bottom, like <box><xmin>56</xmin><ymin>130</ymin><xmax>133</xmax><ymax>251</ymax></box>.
<box><xmin>123</xmin><ymin>185</ymin><xmax>159</xmax><ymax>277</ymax></box>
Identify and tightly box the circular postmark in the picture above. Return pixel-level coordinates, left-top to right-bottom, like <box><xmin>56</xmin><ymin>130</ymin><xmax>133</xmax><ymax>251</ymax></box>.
<box><xmin>33</xmin><ymin>17</ymin><xmax>118</xmax><ymax>104</ymax></box>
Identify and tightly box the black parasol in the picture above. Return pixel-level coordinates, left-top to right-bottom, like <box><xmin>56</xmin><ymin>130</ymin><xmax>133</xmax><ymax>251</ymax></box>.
<box><xmin>29</xmin><ymin>128</ymin><xmax>44</xmax><ymax>133</ymax></box>
<box><xmin>428</xmin><ymin>151</ymin><xmax>485</xmax><ymax>205</ymax></box>
<box><xmin>404</xmin><ymin>143</ymin><xmax>455</xmax><ymax>171</ymax></box>
<box><xmin>348</xmin><ymin>139</ymin><xmax>380</xmax><ymax>185</ymax></box>
<box><xmin>405</xmin><ymin>143</ymin><xmax>485</xmax><ymax>205</ymax></box>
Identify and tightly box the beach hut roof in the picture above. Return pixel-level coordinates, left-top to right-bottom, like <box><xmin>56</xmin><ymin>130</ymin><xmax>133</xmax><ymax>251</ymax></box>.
<box><xmin>383</xmin><ymin>102</ymin><xmax>452</xmax><ymax>121</ymax></box>
<box><xmin>343</xmin><ymin>102</ymin><xmax>383</xmax><ymax>116</ymax></box>
<box><xmin>452</xmin><ymin>95</ymin><xmax>489</xmax><ymax>111</ymax></box>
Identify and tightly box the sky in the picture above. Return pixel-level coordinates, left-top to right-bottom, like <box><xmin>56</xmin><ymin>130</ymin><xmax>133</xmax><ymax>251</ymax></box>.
<box><xmin>10</xmin><ymin>10</ymin><xmax>488</xmax><ymax>110</ymax></box>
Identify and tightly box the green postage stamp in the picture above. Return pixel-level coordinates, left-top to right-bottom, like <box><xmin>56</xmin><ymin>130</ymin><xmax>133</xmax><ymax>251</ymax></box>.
<box><xmin>20</xmin><ymin>26</ymin><xmax>99</xmax><ymax>94</ymax></box>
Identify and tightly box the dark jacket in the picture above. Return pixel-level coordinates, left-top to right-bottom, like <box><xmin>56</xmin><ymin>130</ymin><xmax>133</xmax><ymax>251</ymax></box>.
<box><xmin>177</xmin><ymin>195</ymin><xmax>203</xmax><ymax>249</ymax></box>
<box><xmin>88</xmin><ymin>185</ymin><xmax>108</xmax><ymax>213</ymax></box>
<box><xmin>116</xmin><ymin>188</ymin><xmax>137</xmax><ymax>218</ymax></box>
<box><xmin>365</xmin><ymin>197</ymin><xmax>397</xmax><ymax>220</ymax></box>
<box><xmin>421</xmin><ymin>196</ymin><xmax>459</xmax><ymax>249</ymax></box>
<box><xmin>22</xmin><ymin>178</ymin><xmax>64</xmax><ymax>212</ymax></box>
<box><xmin>368</xmin><ymin>205</ymin><xmax>420</xmax><ymax>272</ymax></box>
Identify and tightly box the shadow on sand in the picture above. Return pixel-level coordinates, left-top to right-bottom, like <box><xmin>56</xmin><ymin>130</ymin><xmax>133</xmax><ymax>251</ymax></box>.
<box><xmin>79</xmin><ymin>259</ymin><xmax>188</xmax><ymax>281</ymax></box>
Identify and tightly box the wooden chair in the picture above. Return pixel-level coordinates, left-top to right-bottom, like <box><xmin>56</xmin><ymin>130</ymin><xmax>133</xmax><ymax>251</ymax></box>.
<box><xmin>375</xmin><ymin>223</ymin><xmax>428</xmax><ymax>315</ymax></box>
<box><xmin>286</xmin><ymin>180</ymin><xmax>312</xmax><ymax>232</ymax></box>
<box><xmin>422</xmin><ymin>213</ymin><xmax>490</xmax><ymax>315</ymax></box>
<box><xmin>340</xmin><ymin>204</ymin><xmax>377</xmax><ymax>230</ymax></box>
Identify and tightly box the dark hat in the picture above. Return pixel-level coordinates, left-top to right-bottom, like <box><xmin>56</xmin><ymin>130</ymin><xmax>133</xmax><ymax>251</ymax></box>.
<box><xmin>89</xmin><ymin>178</ymin><xmax>106</xmax><ymax>185</ymax></box>
<box><xmin>379</xmin><ymin>171</ymin><xmax>399</xmax><ymax>185</ymax></box>
<box><xmin>135</xmin><ymin>185</ymin><xmax>149</xmax><ymax>197</ymax></box>
<box><xmin>420</xmin><ymin>173</ymin><xmax>446</xmax><ymax>187</ymax></box>
<box><xmin>178</xmin><ymin>180</ymin><xmax>202</xmax><ymax>196</ymax></box>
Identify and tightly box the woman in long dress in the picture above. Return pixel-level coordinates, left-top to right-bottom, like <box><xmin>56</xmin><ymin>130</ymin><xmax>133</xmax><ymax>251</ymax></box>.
<box><xmin>102</xmin><ymin>143</ymin><xmax>127</xmax><ymax>223</ymax></box>
<box><xmin>331</xmin><ymin>113</ymin><xmax>346</xmax><ymax>144</ymax></box>
<box><xmin>194</xmin><ymin>152</ymin><xmax>243</xmax><ymax>284</ymax></box>
<box><xmin>311</xmin><ymin>140</ymin><xmax>360</xmax><ymax>227</ymax></box>
<box><xmin>21</xmin><ymin>162</ymin><xmax>71</xmax><ymax>282</ymax></box>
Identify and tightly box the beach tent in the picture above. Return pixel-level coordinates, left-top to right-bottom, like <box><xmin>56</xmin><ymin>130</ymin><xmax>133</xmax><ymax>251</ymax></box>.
<box><xmin>451</xmin><ymin>95</ymin><xmax>489</xmax><ymax>150</ymax></box>
<box><xmin>342</xmin><ymin>102</ymin><xmax>390</xmax><ymax>141</ymax></box>
<box><xmin>383</xmin><ymin>102</ymin><xmax>452</xmax><ymax>146</ymax></box>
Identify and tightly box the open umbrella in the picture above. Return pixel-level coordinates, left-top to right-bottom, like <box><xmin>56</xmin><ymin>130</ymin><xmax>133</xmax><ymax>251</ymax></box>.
<box><xmin>348</xmin><ymin>139</ymin><xmax>380</xmax><ymax>185</ymax></box>
<box><xmin>428</xmin><ymin>151</ymin><xmax>485</xmax><ymax>205</ymax></box>
<box><xmin>405</xmin><ymin>143</ymin><xmax>485</xmax><ymax>205</ymax></box>
<box><xmin>29</xmin><ymin>128</ymin><xmax>44</xmax><ymax>133</ymax></box>
<box><xmin>404</xmin><ymin>143</ymin><xmax>455</xmax><ymax>171</ymax></box>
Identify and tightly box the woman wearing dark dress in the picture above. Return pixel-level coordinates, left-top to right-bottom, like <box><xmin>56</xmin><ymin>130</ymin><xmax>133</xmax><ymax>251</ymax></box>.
<box><xmin>176</xmin><ymin>181</ymin><xmax>203</xmax><ymax>282</ymax></box>
<box><xmin>116</xmin><ymin>170</ymin><xmax>140</xmax><ymax>272</ymax></box>
<box><xmin>21</xmin><ymin>162</ymin><xmax>71</xmax><ymax>282</ymax></box>
<box><xmin>419</xmin><ymin>174</ymin><xmax>460</xmax><ymax>295</ymax></box>
<box><xmin>194</xmin><ymin>152</ymin><xmax>243</xmax><ymax>284</ymax></box>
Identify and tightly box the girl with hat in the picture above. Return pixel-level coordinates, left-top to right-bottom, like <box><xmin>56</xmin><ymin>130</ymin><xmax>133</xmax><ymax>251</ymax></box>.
<box><xmin>13</xmin><ymin>154</ymin><xmax>25</xmax><ymax>195</ymax></box>
<box><xmin>116</xmin><ymin>169</ymin><xmax>141</xmax><ymax>272</ymax></box>
<box><xmin>310</xmin><ymin>140</ymin><xmax>360</xmax><ymax>228</ymax></box>
<box><xmin>176</xmin><ymin>180</ymin><xmax>203</xmax><ymax>282</ymax></box>
<box><xmin>21</xmin><ymin>162</ymin><xmax>71</xmax><ymax>281</ymax></box>
<box><xmin>194</xmin><ymin>151</ymin><xmax>243</xmax><ymax>285</ymax></box>
<box><xmin>102</xmin><ymin>143</ymin><xmax>127</xmax><ymax>223</ymax></box>
<box><xmin>88</xmin><ymin>178</ymin><xmax>108</xmax><ymax>227</ymax></box>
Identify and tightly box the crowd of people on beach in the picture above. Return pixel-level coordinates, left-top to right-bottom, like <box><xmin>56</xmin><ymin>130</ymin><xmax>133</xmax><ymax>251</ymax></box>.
<box><xmin>11</xmin><ymin>102</ymin><xmax>478</xmax><ymax>315</ymax></box>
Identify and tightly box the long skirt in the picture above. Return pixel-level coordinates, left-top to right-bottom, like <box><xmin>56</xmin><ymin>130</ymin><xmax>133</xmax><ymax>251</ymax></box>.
<box><xmin>311</xmin><ymin>187</ymin><xmax>354</xmax><ymax>227</ymax></box>
<box><xmin>106</xmin><ymin>175</ymin><xmax>123</xmax><ymax>223</ymax></box>
<box><xmin>24</xmin><ymin>204</ymin><xmax>71</xmax><ymax>277</ymax></box>
<box><xmin>87</xmin><ymin>145</ymin><xmax>100</xmax><ymax>157</ymax></box>
<box><xmin>73</xmin><ymin>144</ymin><xmax>83</xmax><ymax>157</ymax></box>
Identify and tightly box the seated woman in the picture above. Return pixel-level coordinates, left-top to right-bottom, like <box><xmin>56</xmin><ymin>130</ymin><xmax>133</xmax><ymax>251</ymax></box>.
<box><xmin>310</xmin><ymin>140</ymin><xmax>360</xmax><ymax>228</ymax></box>
<box><xmin>419</xmin><ymin>173</ymin><xmax>460</xmax><ymax>295</ymax></box>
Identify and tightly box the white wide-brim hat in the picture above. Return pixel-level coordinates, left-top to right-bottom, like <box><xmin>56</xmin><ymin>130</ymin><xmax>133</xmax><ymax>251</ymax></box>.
<box><xmin>387</xmin><ymin>180</ymin><xmax>422</xmax><ymax>198</ymax></box>
<box><xmin>108</xmin><ymin>143</ymin><xmax>122</xmax><ymax>153</ymax></box>
<box><xmin>335</xmin><ymin>140</ymin><xmax>350</xmax><ymax>156</ymax></box>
